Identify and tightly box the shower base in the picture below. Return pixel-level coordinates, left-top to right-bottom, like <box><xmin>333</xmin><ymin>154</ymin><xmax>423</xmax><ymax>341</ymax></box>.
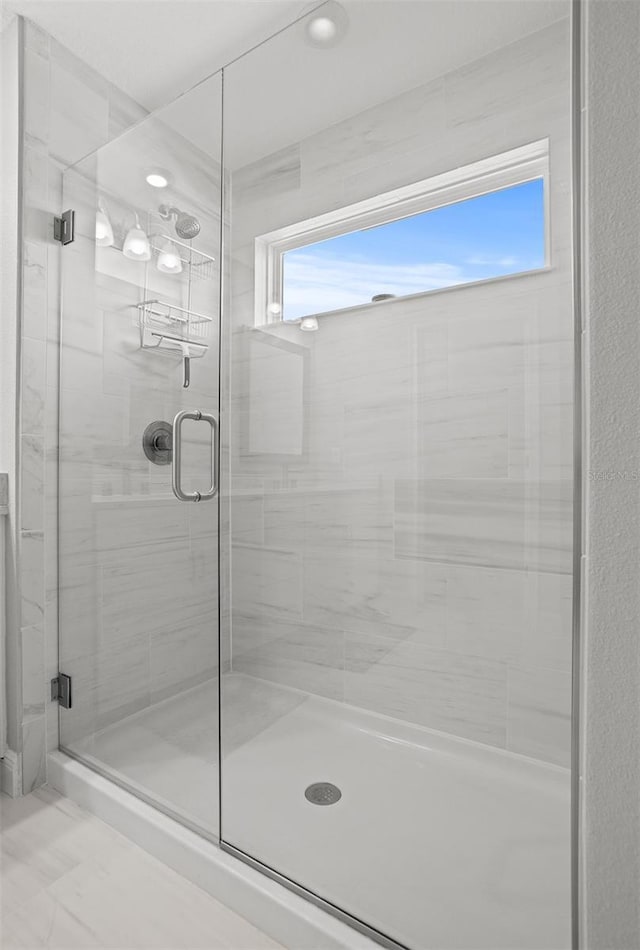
<box><xmin>63</xmin><ymin>673</ymin><xmax>570</xmax><ymax>950</ymax></box>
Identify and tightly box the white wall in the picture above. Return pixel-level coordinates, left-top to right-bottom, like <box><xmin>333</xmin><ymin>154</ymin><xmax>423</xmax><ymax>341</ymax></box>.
<box><xmin>582</xmin><ymin>1</ymin><xmax>640</xmax><ymax>947</ymax></box>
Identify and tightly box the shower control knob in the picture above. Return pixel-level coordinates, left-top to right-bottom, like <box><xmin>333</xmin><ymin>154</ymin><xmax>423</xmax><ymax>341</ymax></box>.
<box><xmin>142</xmin><ymin>420</ymin><xmax>173</xmax><ymax>465</ymax></box>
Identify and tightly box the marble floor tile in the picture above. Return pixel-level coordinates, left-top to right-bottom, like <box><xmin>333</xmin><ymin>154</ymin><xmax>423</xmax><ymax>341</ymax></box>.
<box><xmin>0</xmin><ymin>787</ymin><xmax>284</xmax><ymax>950</ymax></box>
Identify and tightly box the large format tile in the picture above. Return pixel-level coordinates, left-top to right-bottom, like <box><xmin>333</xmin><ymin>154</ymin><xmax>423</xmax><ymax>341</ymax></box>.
<box><xmin>232</xmin><ymin>615</ymin><xmax>345</xmax><ymax>702</ymax></box>
<box><xmin>507</xmin><ymin>666</ymin><xmax>572</xmax><ymax>767</ymax></box>
<box><xmin>231</xmin><ymin>544</ymin><xmax>303</xmax><ymax>623</ymax></box>
<box><xmin>48</xmin><ymin>58</ymin><xmax>109</xmax><ymax>166</ymax></box>
<box><xmin>263</xmin><ymin>483</ymin><xmax>393</xmax><ymax>555</ymax></box>
<box><xmin>303</xmin><ymin>552</ymin><xmax>446</xmax><ymax>645</ymax></box>
<box><xmin>445</xmin><ymin>564</ymin><xmax>527</xmax><ymax>661</ymax></box>
<box><xmin>20</xmin><ymin>530</ymin><xmax>45</xmax><ymax>627</ymax></box>
<box><xmin>1</xmin><ymin>787</ymin><xmax>283</xmax><ymax>950</ymax></box>
<box><xmin>344</xmin><ymin>637</ymin><xmax>507</xmax><ymax>746</ymax></box>
<box><xmin>445</xmin><ymin>564</ymin><xmax>573</xmax><ymax>670</ymax></box>
<box><xmin>394</xmin><ymin>477</ymin><xmax>573</xmax><ymax>572</ymax></box>
<box><xmin>21</xmin><ymin>336</ymin><xmax>46</xmax><ymax>436</ymax></box>
<box><xmin>419</xmin><ymin>388</ymin><xmax>509</xmax><ymax>478</ymax></box>
<box><xmin>21</xmin><ymin>717</ymin><xmax>46</xmax><ymax>794</ymax></box>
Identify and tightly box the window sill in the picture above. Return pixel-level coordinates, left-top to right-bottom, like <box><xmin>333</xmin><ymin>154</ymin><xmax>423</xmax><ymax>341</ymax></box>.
<box><xmin>278</xmin><ymin>263</ymin><xmax>554</xmax><ymax>329</ymax></box>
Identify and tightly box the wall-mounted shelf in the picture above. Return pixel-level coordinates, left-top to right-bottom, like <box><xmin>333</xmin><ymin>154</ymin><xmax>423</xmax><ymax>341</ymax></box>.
<box><xmin>137</xmin><ymin>299</ymin><xmax>213</xmax><ymax>329</ymax></box>
<box><xmin>138</xmin><ymin>298</ymin><xmax>210</xmax><ymax>389</ymax></box>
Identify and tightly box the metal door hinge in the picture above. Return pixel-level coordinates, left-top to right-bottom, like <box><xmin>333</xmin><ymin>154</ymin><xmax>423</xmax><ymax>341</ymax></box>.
<box><xmin>51</xmin><ymin>673</ymin><xmax>72</xmax><ymax>709</ymax></box>
<box><xmin>54</xmin><ymin>209</ymin><xmax>75</xmax><ymax>245</ymax></box>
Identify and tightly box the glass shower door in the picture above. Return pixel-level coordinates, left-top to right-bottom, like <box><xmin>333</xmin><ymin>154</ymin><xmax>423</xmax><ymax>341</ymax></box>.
<box><xmin>220</xmin><ymin>3</ymin><xmax>575</xmax><ymax>948</ymax></box>
<box><xmin>57</xmin><ymin>73</ymin><xmax>223</xmax><ymax>837</ymax></box>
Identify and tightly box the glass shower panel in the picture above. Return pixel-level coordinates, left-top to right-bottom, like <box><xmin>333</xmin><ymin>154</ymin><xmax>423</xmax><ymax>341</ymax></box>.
<box><xmin>58</xmin><ymin>73</ymin><xmax>223</xmax><ymax>837</ymax></box>
<box><xmin>220</xmin><ymin>2</ymin><xmax>574</xmax><ymax>947</ymax></box>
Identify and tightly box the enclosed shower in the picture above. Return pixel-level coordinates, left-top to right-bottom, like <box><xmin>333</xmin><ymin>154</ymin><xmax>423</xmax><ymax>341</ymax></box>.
<box><xmin>54</xmin><ymin>2</ymin><xmax>576</xmax><ymax>947</ymax></box>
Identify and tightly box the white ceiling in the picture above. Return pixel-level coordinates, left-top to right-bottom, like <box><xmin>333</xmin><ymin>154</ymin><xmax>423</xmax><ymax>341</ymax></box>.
<box><xmin>4</xmin><ymin>0</ymin><xmax>569</xmax><ymax>169</ymax></box>
<box><xmin>3</xmin><ymin>0</ymin><xmax>309</xmax><ymax>110</ymax></box>
<box><xmin>5</xmin><ymin>0</ymin><xmax>569</xmax><ymax>121</ymax></box>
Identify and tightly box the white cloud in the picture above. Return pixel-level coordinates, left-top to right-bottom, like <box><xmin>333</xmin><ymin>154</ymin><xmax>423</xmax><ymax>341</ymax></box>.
<box><xmin>465</xmin><ymin>254</ymin><xmax>519</xmax><ymax>268</ymax></box>
<box><xmin>283</xmin><ymin>253</ymin><xmax>470</xmax><ymax>320</ymax></box>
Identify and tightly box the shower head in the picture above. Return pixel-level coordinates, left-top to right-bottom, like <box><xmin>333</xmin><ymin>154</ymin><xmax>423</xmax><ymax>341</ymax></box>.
<box><xmin>174</xmin><ymin>211</ymin><xmax>200</xmax><ymax>240</ymax></box>
<box><xmin>158</xmin><ymin>205</ymin><xmax>201</xmax><ymax>240</ymax></box>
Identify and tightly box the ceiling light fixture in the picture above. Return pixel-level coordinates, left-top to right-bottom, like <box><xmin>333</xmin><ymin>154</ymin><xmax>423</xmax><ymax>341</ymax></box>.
<box><xmin>304</xmin><ymin>1</ymin><xmax>348</xmax><ymax>48</ymax></box>
<box><xmin>145</xmin><ymin>167</ymin><xmax>171</xmax><ymax>189</ymax></box>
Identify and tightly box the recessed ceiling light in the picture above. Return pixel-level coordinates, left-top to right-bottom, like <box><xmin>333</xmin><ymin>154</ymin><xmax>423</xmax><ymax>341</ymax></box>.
<box><xmin>307</xmin><ymin>16</ymin><xmax>337</xmax><ymax>44</ymax></box>
<box><xmin>304</xmin><ymin>1</ymin><xmax>348</xmax><ymax>48</ymax></box>
<box><xmin>145</xmin><ymin>168</ymin><xmax>171</xmax><ymax>189</ymax></box>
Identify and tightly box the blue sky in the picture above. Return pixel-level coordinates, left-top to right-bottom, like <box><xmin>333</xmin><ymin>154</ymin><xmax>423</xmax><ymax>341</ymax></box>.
<box><xmin>282</xmin><ymin>178</ymin><xmax>545</xmax><ymax>321</ymax></box>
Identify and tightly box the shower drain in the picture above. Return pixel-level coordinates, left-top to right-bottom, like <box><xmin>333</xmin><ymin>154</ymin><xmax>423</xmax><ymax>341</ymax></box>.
<box><xmin>304</xmin><ymin>782</ymin><xmax>342</xmax><ymax>806</ymax></box>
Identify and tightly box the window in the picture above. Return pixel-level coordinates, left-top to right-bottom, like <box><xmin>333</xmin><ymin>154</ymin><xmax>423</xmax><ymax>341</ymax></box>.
<box><xmin>254</xmin><ymin>140</ymin><xmax>549</xmax><ymax>326</ymax></box>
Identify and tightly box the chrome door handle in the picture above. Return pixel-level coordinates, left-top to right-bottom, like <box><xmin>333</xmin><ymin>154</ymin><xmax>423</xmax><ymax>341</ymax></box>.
<box><xmin>172</xmin><ymin>409</ymin><xmax>219</xmax><ymax>502</ymax></box>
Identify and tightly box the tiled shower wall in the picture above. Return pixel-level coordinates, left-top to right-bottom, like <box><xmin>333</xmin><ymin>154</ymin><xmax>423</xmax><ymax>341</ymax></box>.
<box><xmin>12</xmin><ymin>17</ymin><xmax>147</xmax><ymax>792</ymax></box>
<box><xmin>57</xmin><ymin>97</ymin><xmax>222</xmax><ymax>748</ymax></box>
<box><xmin>228</xmin><ymin>18</ymin><xmax>573</xmax><ymax>765</ymax></box>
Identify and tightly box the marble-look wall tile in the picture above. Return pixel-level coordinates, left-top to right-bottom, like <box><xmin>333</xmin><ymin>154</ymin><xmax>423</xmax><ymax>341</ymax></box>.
<box><xmin>49</xmin><ymin>59</ymin><xmax>110</xmax><ymax>166</ymax></box>
<box><xmin>100</xmin><ymin>546</ymin><xmax>214</xmax><ymax>653</ymax></box>
<box><xmin>303</xmin><ymin>552</ymin><xmax>446</xmax><ymax>646</ymax></box>
<box><xmin>107</xmin><ymin>93</ymin><xmax>148</xmax><ymax>142</ymax></box>
<box><xmin>232</xmin><ymin>544</ymin><xmax>302</xmax><ymax>623</ymax></box>
<box><xmin>58</xmin><ymin>643</ymin><xmax>152</xmax><ymax>746</ymax></box>
<box><xmin>507</xmin><ymin>666</ymin><xmax>571</xmax><ymax>766</ymax></box>
<box><xmin>95</xmin><ymin>500</ymin><xmax>190</xmax><ymax>560</ymax></box>
<box><xmin>232</xmin><ymin>615</ymin><xmax>344</xmax><ymax>701</ymax></box>
<box><xmin>344</xmin><ymin>636</ymin><xmax>508</xmax><ymax>747</ymax></box>
<box><xmin>150</xmin><ymin>610</ymin><xmax>218</xmax><ymax>703</ymax></box>
<box><xmin>15</xmin><ymin>23</ymin><xmax>220</xmax><ymax>783</ymax></box>
<box><xmin>20</xmin><ymin>435</ymin><xmax>44</xmax><ymax>532</ymax></box>
<box><xmin>58</xmin><ymin>558</ymin><xmax>102</xmax><ymax>665</ymax></box>
<box><xmin>228</xmin><ymin>17</ymin><xmax>573</xmax><ymax>764</ymax></box>
<box><xmin>23</xmin><ymin>49</ymin><xmax>50</xmax><ymax>148</ymax></box>
<box><xmin>521</xmin><ymin>572</ymin><xmax>573</xmax><ymax>673</ymax></box>
<box><xmin>0</xmin><ymin>473</ymin><xmax>8</xmax><ymax>508</ymax></box>
<box><xmin>263</xmin><ymin>483</ymin><xmax>393</xmax><ymax>555</ymax></box>
<box><xmin>21</xmin><ymin>337</ymin><xmax>46</xmax><ymax>436</ymax></box>
<box><xmin>299</xmin><ymin>77</ymin><xmax>445</xmax><ymax>188</ymax></box>
<box><xmin>444</xmin><ymin>20</ymin><xmax>569</xmax><ymax>130</ymax></box>
<box><xmin>394</xmin><ymin>477</ymin><xmax>573</xmax><ymax>573</ymax></box>
<box><xmin>24</xmin><ymin>19</ymin><xmax>50</xmax><ymax>56</ymax></box>
<box><xmin>21</xmin><ymin>623</ymin><xmax>46</xmax><ymax>720</ymax></box>
<box><xmin>22</xmin><ymin>241</ymin><xmax>47</xmax><ymax>342</ymax></box>
<box><xmin>20</xmin><ymin>530</ymin><xmax>45</xmax><ymax>628</ymax></box>
<box><xmin>22</xmin><ymin>716</ymin><xmax>46</xmax><ymax>793</ymax></box>
<box><xmin>234</xmin><ymin>144</ymin><xmax>301</xmax><ymax>200</ymax></box>
<box><xmin>445</xmin><ymin>564</ymin><xmax>527</xmax><ymax>662</ymax></box>
<box><xmin>419</xmin><ymin>388</ymin><xmax>509</xmax><ymax>478</ymax></box>
<box><xmin>231</xmin><ymin>493</ymin><xmax>265</xmax><ymax>546</ymax></box>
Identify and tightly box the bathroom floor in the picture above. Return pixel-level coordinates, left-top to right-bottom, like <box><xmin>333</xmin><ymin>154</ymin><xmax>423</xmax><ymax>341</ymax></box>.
<box><xmin>64</xmin><ymin>673</ymin><xmax>571</xmax><ymax>950</ymax></box>
<box><xmin>0</xmin><ymin>786</ymin><xmax>284</xmax><ymax>950</ymax></box>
